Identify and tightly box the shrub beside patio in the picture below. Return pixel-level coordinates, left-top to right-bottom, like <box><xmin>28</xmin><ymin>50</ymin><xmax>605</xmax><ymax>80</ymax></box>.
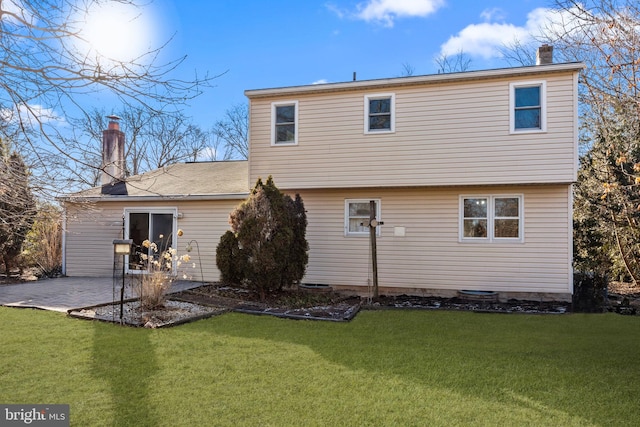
<box><xmin>1</xmin><ymin>307</ymin><xmax>639</xmax><ymax>426</ymax></box>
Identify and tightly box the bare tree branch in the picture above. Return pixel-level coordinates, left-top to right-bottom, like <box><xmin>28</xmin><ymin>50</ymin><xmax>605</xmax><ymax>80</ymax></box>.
<box><xmin>0</xmin><ymin>0</ymin><xmax>222</xmax><ymax>200</ymax></box>
<box><xmin>434</xmin><ymin>50</ymin><xmax>472</xmax><ymax>74</ymax></box>
<box><xmin>211</xmin><ymin>103</ymin><xmax>248</xmax><ymax>159</ymax></box>
<box><xmin>66</xmin><ymin>106</ymin><xmax>213</xmax><ymax>189</ymax></box>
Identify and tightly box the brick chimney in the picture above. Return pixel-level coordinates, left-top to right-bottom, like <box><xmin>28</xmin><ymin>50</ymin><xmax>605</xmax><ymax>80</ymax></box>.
<box><xmin>536</xmin><ymin>44</ymin><xmax>553</xmax><ymax>65</ymax></box>
<box><xmin>101</xmin><ymin>115</ymin><xmax>126</xmax><ymax>187</ymax></box>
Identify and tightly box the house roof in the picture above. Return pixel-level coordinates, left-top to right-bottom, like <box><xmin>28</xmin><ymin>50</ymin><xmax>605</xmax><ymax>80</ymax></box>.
<box><xmin>245</xmin><ymin>62</ymin><xmax>585</xmax><ymax>98</ymax></box>
<box><xmin>63</xmin><ymin>160</ymin><xmax>249</xmax><ymax>202</ymax></box>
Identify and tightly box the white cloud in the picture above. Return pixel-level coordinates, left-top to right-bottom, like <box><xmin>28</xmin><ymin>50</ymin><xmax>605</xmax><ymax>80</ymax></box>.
<box><xmin>332</xmin><ymin>0</ymin><xmax>445</xmax><ymax>27</ymax></box>
<box><xmin>325</xmin><ymin>3</ymin><xmax>346</xmax><ymax>19</ymax></box>
<box><xmin>440</xmin><ymin>7</ymin><xmax>562</xmax><ymax>59</ymax></box>
<box><xmin>480</xmin><ymin>8</ymin><xmax>506</xmax><ymax>23</ymax></box>
<box><xmin>312</xmin><ymin>79</ymin><xmax>329</xmax><ymax>85</ymax></box>
<box><xmin>1</xmin><ymin>104</ymin><xmax>65</xmax><ymax>127</ymax></box>
<box><xmin>440</xmin><ymin>22</ymin><xmax>529</xmax><ymax>59</ymax></box>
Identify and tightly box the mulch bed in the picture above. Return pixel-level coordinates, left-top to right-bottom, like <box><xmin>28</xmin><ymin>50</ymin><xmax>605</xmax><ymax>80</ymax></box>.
<box><xmin>15</xmin><ymin>278</ymin><xmax>640</xmax><ymax>328</ymax></box>
<box><xmin>66</xmin><ymin>281</ymin><xmax>640</xmax><ymax>328</ymax></box>
<box><xmin>176</xmin><ymin>281</ymin><xmax>640</xmax><ymax>318</ymax></box>
<box><xmin>607</xmin><ymin>281</ymin><xmax>640</xmax><ymax>315</ymax></box>
<box><xmin>69</xmin><ymin>299</ymin><xmax>228</xmax><ymax>328</ymax></box>
<box><xmin>171</xmin><ymin>284</ymin><xmax>362</xmax><ymax>322</ymax></box>
<box><xmin>172</xmin><ymin>283</ymin><xmax>572</xmax><ymax>320</ymax></box>
<box><xmin>368</xmin><ymin>294</ymin><xmax>571</xmax><ymax>314</ymax></box>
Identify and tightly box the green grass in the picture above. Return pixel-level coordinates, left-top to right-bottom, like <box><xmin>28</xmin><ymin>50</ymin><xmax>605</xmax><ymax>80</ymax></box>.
<box><xmin>1</xmin><ymin>308</ymin><xmax>639</xmax><ymax>426</ymax></box>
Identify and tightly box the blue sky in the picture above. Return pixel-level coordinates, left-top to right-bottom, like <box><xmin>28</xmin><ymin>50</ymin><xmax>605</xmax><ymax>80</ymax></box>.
<box><xmin>115</xmin><ymin>0</ymin><xmax>557</xmax><ymax>128</ymax></box>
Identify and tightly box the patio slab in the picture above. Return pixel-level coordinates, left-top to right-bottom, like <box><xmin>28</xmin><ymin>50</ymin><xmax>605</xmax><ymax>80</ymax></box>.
<box><xmin>0</xmin><ymin>277</ymin><xmax>203</xmax><ymax>312</ymax></box>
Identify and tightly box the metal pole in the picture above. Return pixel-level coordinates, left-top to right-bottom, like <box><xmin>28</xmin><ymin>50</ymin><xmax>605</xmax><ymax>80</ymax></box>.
<box><xmin>113</xmin><ymin>239</ymin><xmax>132</xmax><ymax>324</ymax></box>
<box><xmin>120</xmin><ymin>258</ymin><xmax>125</xmax><ymax>324</ymax></box>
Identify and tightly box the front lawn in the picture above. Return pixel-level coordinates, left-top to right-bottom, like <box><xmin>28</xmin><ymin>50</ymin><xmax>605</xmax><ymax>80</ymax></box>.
<box><xmin>1</xmin><ymin>307</ymin><xmax>638</xmax><ymax>426</ymax></box>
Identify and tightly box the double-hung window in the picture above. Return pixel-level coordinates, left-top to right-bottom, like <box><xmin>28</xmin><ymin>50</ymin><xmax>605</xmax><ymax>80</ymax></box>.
<box><xmin>124</xmin><ymin>208</ymin><xmax>177</xmax><ymax>272</ymax></box>
<box><xmin>345</xmin><ymin>199</ymin><xmax>381</xmax><ymax>236</ymax></box>
<box><xmin>510</xmin><ymin>81</ymin><xmax>546</xmax><ymax>133</ymax></box>
<box><xmin>364</xmin><ymin>94</ymin><xmax>395</xmax><ymax>133</ymax></box>
<box><xmin>271</xmin><ymin>101</ymin><xmax>298</xmax><ymax>145</ymax></box>
<box><xmin>460</xmin><ymin>195</ymin><xmax>523</xmax><ymax>242</ymax></box>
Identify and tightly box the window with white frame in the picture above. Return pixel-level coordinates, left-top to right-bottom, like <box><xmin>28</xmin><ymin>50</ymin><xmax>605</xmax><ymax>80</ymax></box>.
<box><xmin>124</xmin><ymin>208</ymin><xmax>177</xmax><ymax>272</ymax></box>
<box><xmin>364</xmin><ymin>94</ymin><xmax>395</xmax><ymax>133</ymax></box>
<box><xmin>460</xmin><ymin>195</ymin><xmax>523</xmax><ymax>242</ymax></box>
<box><xmin>345</xmin><ymin>199</ymin><xmax>381</xmax><ymax>236</ymax></box>
<box><xmin>510</xmin><ymin>81</ymin><xmax>546</xmax><ymax>133</ymax></box>
<box><xmin>271</xmin><ymin>101</ymin><xmax>298</xmax><ymax>145</ymax></box>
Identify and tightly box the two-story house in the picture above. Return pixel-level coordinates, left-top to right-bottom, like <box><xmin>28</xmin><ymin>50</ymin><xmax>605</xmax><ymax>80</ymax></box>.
<box><xmin>62</xmin><ymin>54</ymin><xmax>583</xmax><ymax>301</ymax></box>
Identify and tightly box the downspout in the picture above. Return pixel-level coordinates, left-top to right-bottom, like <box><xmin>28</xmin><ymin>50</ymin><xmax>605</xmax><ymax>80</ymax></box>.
<box><xmin>61</xmin><ymin>206</ymin><xmax>67</xmax><ymax>276</ymax></box>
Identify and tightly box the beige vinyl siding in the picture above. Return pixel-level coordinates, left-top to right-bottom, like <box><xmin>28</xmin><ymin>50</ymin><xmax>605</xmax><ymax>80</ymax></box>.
<box><xmin>64</xmin><ymin>186</ymin><xmax>571</xmax><ymax>295</ymax></box>
<box><xmin>249</xmin><ymin>72</ymin><xmax>578</xmax><ymax>189</ymax></box>
<box><xmin>64</xmin><ymin>199</ymin><xmax>238</xmax><ymax>281</ymax></box>
<box><xmin>64</xmin><ymin>203</ymin><xmax>124</xmax><ymax>277</ymax></box>
<box><xmin>293</xmin><ymin>184</ymin><xmax>571</xmax><ymax>294</ymax></box>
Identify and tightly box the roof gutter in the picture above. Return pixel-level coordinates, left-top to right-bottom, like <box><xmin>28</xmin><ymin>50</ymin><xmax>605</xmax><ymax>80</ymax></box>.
<box><xmin>59</xmin><ymin>192</ymin><xmax>251</xmax><ymax>203</ymax></box>
<box><xmin>245</xmin><ymin>62</ymin><xmax>585</xmax><ymax>98</ymax></box>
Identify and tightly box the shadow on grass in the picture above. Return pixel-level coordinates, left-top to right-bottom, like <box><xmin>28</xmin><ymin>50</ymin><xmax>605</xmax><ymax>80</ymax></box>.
<box><xmin>192</xmin><ymin>310</ymin><xmax>640</xmax><ymax>426</ymax></box>
<box><xmin>92</xmin><ymin>322</ymin><xmax>160</xmax><ymax>427</ymax></box>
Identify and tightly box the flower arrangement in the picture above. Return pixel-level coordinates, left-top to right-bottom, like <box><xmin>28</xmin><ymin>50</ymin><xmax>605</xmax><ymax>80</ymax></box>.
<box><xmin>134</xmin><ymin>229</ymin><xmax>195</xmax><ymax>310</ymax></box>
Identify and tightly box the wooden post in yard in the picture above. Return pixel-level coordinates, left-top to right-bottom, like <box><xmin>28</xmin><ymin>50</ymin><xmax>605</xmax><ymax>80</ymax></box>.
<box><xmin>369</xmin><ymin>200</ymin><xmax>379</xmax><ymax>298</ymax></box>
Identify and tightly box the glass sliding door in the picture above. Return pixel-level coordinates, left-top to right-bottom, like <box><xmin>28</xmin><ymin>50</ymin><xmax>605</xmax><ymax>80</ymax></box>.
<box><xmin>124</xmin><ymin>208</ymin><xmax>177</xmax><ymax>272</ymax></box>
<box><xmin>128</xmin><ymin>212</ymin><xmax>150</xmax><ymax>270</ymax></box>
<box><xmin>150</xmin><ymin>213</ymin><xmax>173</xmax><ymax>252</ymax></box>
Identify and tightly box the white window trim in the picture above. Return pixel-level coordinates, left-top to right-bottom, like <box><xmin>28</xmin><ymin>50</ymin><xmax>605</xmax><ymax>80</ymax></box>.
<box><xmin>271</xmin><ymin>100</ymin><xmax>299</xmax><ymax>146</ymax></box>
<box><xmin>509</xmin><ymin>81</ymin><xmax>547</xmax><ymax>134</ymax></box>
<box><xmin>459</xmin><ymin>195</ymin><xmax>524</xmax><ymax>243</ymax></box>
<box><xmin>364</xmin><ymin>93</ymin><xmax>395</xmax><ymax>134</ymax></box>
<box><xmin>345</xmin><ymin>199</ymin><xmax>382</xmax><ymax>237</ymax></box>
<box><xmin>123</xmin><ymin>207</ymin><xmax>178</xmax><ymax>274</ymax></box>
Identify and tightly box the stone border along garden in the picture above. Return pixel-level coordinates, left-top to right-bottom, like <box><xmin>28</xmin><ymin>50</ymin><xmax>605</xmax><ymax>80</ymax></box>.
<box><xmin>68</xmin><ymin>299</ymin><xmax>229</xmax><ymax>329</ymax></box>
<box><xmin>63</xmin><ymin>282</ymin><xmax>609</xmax><ymax>328</ymax></box>
<box><xmin>68</xmin><ymin>281</ymin><xmax>640</xmax><ymax>328</ymax></box>
<box><xmin>68</xmin><ymin>283</ymin><xmax>363</xmax><ymax>328</ymax></box>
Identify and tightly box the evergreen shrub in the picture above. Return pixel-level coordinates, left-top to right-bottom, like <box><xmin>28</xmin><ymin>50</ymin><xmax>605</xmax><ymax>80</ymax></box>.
<box><xmin>216</xmin><ymin>176</ymin><xmax>309</xmax><ymax>300</ymax></box>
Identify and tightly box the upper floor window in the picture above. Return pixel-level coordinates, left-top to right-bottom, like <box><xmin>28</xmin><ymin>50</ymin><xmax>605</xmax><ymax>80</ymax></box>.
<box><xmin>460</xmin><ymin>195</ymin><xmax>523</xmax><ymax>242</ymax></box>
<box><xmin>510</xmin><ymin>81</ymin><xmax>546</xmax><ymax>133</ymax></box>
<box><xmin>271</xmin><ymin>101</ymin><xmax>298</xmax><ymax>145</ymax></box>
<box><xmin>364</xmin><ymin>94</ymin><xmax>395</xmax><ymax>134</ymax></box>
<box><xmin>345</xmin><ymin>199</ymin><xmax>381</xmax><ymax>236</ymax></box>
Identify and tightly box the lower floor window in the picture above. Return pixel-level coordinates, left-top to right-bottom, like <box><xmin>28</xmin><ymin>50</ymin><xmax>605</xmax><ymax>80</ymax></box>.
<box><xmin>124</xmin><ymin>208</ymin><xmax>177</xmax><ymax>271</ymax></box>
<box><xmin>345</xmin><ymin>199</ymin><xmax>381</xmax><ymax>236</ymax></box>
<box><xmin>460</xmin><ymin>195</ymin><xmax>522</xmax><ymax>242</ymax></box>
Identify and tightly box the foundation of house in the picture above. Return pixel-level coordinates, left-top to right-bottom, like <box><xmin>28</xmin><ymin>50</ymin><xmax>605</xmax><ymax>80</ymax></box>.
<box><xmin>332</xmin><ymin>285</ymin><xmax>572</xmax><ymax>303</ymax></box>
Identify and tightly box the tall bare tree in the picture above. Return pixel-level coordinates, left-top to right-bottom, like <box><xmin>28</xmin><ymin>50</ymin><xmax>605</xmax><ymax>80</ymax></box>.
<box><xmin>66</xmin><ymin>106</ymin><xmax>211</xmax><ymax>188</ymax></box>
<box><xmin>0</xmin><ymin>0</ymin><xmax>218</xmax><ymax>199</ymax></box>
<box><xmin>145</xmin><ymin>113</ymin><xmax>209</xmax><ymax>170</ymax></box>
<box><xmin>400</xmin><ymin>62</ymin><xmax>415</xmax><ymax>77</ymax></box>
<box><xmin>212</xmin><ymin>103</ymin><xmax>249</xmax><ymax>159</ymax></box>
<box><xmin>434</xmin><ymin>50</ymin><xmax>472</xmax><ymax>74</ymax></box>
<box><xmin>504</xmin><ymin>0</ymin><xmax>640</xmax><ymax>282</ymax></box>
<box><xmin>189</xmin><ymin>127</ymin><xmax>233</xmax><ymax>162</ymax></box>
<box><xmin>553</xmin><ymin>0</ymin><xmax>640</xmax><ymax>283</ymax></box>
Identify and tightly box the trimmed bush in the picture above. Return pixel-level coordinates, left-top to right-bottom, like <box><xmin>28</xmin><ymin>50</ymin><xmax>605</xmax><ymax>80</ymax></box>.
<box><xmin>216</xmin><ymin>230</ymin><xmax>244</xmax><ymax>285</ymax></box>
<box><xmin>216</xmin><ymin>176</ymin><xmax>308</xmax><ymax>300</ymax></box>
<box><xmin>573</xmin><ymin>272</ymin><xmax>608</xmax><ymax>312</ymax></box>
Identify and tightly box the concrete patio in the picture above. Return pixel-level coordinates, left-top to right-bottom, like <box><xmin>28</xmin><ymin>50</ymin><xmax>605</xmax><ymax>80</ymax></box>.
<box><xmin>0</xmin><ymin>277</ymin><xmax>203</xmax><ymax>312</ymax></box>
